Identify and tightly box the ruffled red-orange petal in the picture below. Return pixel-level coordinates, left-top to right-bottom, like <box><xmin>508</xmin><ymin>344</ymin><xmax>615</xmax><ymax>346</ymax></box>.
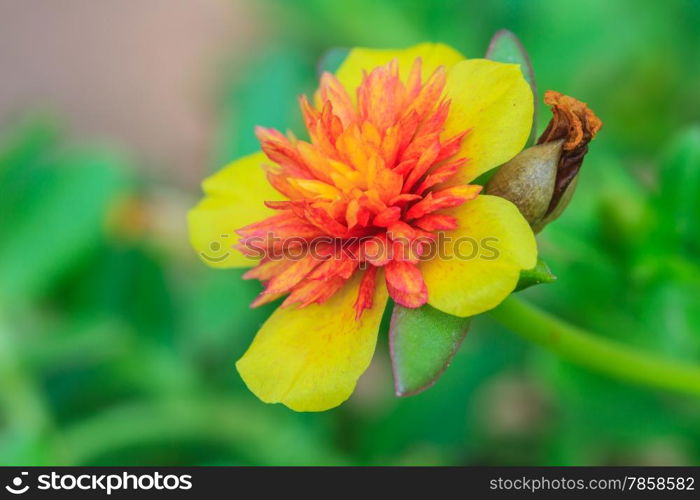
<box><xmin>384</xmin><ymin>260</ymin><xmax>428</xmax><ymax>308</ymax></box>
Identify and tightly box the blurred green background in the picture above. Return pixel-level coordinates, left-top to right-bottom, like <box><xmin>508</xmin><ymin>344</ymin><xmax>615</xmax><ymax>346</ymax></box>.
<box><xmin>1</xmin><ymin>0</ymin><xmax>700</xmax><ymax>465</ymax></box>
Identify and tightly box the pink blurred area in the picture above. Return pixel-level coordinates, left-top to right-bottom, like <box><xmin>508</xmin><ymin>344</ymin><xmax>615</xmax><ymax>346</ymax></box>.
<box><xmin>0</xmin><ymin>0</ymin><xmax>260</xmax><ymax>185</ymax></box>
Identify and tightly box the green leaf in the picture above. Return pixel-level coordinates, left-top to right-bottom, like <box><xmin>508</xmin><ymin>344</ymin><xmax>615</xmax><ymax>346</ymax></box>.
<box><xmin>0</xmin><ymin>118</ymin><xmax>61</xmax><ymax>228</ymax></box>
<box><xmin>390</xmin><ymin>304</ymin><xmax>470</xmax><ymax>397</ymax></box>
<box><xmin>515</xmin><ymin>258</ymin><xmax>557</xmax><ymax>291</ymax></box>
<box><xmin>485</xmin><ymin>29</ymin><xmax>538</xmax><ymax>144</ymax></box>
<box><xmin>0</xmin><ymin>147</ymin><xmax>130</xmax><ymax>304</ymax></box>
<box><xmin>656</xmin><ymin>127</ymin><xmax>700</xmax><ymax>256</ymax></box>
<box><xmin>0</xmin><ymin>117</ymin><xmax>59</xmax><ymax>184</ymax></box>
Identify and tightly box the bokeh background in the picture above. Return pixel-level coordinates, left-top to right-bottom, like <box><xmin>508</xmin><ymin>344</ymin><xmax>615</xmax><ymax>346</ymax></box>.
<box><xmin>1</xmin><ymin>0</ymin><xmax>699</xmax><ymax>465</ymax></box>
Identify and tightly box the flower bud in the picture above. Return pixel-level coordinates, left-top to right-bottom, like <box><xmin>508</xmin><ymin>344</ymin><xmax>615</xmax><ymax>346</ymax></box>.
<box><xmin>486</xmin><ymin>91</ymin><xmax>602</xmax><ymax>232</ymax></box>
<box><xmin>486</xmin><ymin>140</ymin><xmax>563</xmax><ymax>228</ymax></box>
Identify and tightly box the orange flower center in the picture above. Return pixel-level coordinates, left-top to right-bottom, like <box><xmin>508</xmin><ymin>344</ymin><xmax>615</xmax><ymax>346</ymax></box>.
<box><xmin>237</xmin><ymin>58</ymin><xmax>480</xmax><ymax>317</ymax></box>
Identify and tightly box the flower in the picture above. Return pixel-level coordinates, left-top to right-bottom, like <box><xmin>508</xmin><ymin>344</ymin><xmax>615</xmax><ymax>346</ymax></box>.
<box><xmin>188</xmin><ymin>43</ymin><xmax>537</xmax><ymax>411</ymax></box>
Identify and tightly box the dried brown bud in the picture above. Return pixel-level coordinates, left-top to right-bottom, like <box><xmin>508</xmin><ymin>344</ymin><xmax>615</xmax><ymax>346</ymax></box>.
<box><xmin>486</xmin><ymin>90</ymin><xmax>602</xmax><ymax>233</ymax></box>
<box><xmin>537</xmin><ymin>90</ymin><xmax>603</xmax><ymax>217</ymax></box>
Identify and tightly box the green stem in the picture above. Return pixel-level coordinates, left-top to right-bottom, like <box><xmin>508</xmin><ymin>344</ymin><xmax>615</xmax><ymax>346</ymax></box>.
<box><xmin>488</xmin><ymin>296</ymin><xmax>700</xmax><ymax>396</ymax></box>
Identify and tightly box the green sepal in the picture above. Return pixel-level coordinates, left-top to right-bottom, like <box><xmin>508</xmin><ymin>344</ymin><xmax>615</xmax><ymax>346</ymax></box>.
<box><xmin>390</xmin><ymin>304</ymin><xmax>470</xmax><ymax>397</ymax></box>
<box><xmin>515</xmin><ymin>258</ymin><xmax>557</xmax><ymax>292</ymax></box>
<box><xmin>485</xmin><ymin>29</ymin><xmax>538</xmax><ymax>144</ymax></box>
<box><xmin>316</xmin><ymin>47</ymin><xmax>349</xmax><ymax>77</ymax></box>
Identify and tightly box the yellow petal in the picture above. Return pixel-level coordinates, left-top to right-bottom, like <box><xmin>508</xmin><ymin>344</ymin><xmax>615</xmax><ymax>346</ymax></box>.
<box><xmin>200</xmin><ymin>151</ymin><xmax>278</xmax><ymax>202</ymax></box>
<box><xmin>335</xmin><ymin>42</ymin><xmax>465</xmax><ymax>97</ymax></box>
<box><xmin>443</xmin><ymin>59</ymin><xmax>534</xmax><ymax>184</ymax></box>
<box><xmin>188</xmin><ymin>152</ymin><xmax>279</xmax><ymax>268</ymax></box>
<box><xmin>422</xmin><ymin>195</ymin><xmax>537</xmax><ymax>317</ymax></box>
<box><xmin>236</xmin><ymin>273</ymin><xmax>389</xmax><ymax>412</ymax></box>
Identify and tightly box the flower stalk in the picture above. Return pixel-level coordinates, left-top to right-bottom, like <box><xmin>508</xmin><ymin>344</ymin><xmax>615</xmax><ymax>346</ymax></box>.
<box><xmin>489</xmin><ymin>296</ymin><xmax>700</xmax><ymax>397</ymax></box>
